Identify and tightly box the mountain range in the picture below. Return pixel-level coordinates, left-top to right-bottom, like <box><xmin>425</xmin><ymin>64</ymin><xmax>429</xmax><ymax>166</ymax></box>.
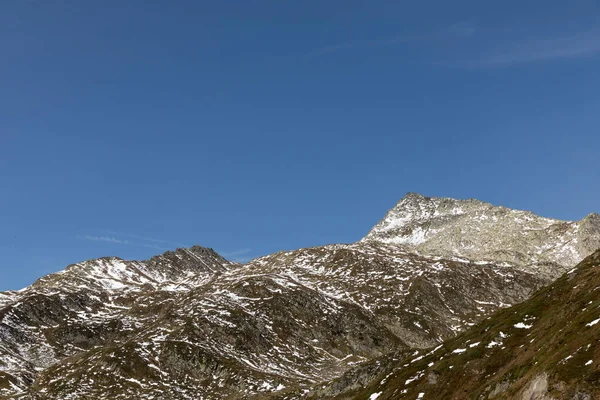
<box><xmin>1</xmin><ymin>193</ymin><xmax>599</xmax><ymax>399</ymax></box>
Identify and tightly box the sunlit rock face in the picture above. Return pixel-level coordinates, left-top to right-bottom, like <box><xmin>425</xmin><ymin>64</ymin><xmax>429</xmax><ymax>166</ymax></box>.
<box><xmin>363</xmin><ymin>193</ymin><xmax>600</xmax><ymax>279</ymax></box>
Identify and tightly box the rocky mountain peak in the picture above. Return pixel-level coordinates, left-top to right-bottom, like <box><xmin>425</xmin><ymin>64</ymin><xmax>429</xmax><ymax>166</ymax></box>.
<box><xmin>380</xmin><ymin>192</ymin><xmax>498</xmax><ymax>227</ymax></box>
<box><xmin>362</xmin><ymin>193</ymin><xmax>600</xmax><ymax>278</ymax></box>
<box><xmin>144</xmin><ymin>245</ymin><xmax>236</xmax><ymax>279</ymax></box>
<box><xmin>583</xmin><ymin>212</ymin><xmax>600</xmax><ymax>223</ymax></box>
<box><xmin>25</xmin><ymin>245</ymin><xmax>237</xmax><ymax>294</ymax></box>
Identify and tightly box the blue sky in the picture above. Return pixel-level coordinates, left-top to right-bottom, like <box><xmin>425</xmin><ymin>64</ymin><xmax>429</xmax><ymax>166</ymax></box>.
<box><xmin>1</xmin><ymin>0</ymin><xmax>599</xmax><ymax>291</ymax></box>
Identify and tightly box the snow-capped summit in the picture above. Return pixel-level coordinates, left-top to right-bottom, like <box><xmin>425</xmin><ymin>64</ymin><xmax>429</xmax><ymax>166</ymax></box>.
<box><xmin>362</xmin><ymin>193</ymin><xmax>600</xmax><ymax>277</ymax></box>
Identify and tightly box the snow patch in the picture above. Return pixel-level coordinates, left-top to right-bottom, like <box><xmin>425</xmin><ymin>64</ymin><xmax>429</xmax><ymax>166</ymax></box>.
<box><xmin>514</xmin><ymin>322</ymin><xmax>533</xmax><ymax>329</ymax></box>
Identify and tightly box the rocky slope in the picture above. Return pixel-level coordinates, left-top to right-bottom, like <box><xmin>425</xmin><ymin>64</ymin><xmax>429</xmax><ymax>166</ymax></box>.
<box><xmin>0</xmin><ymin>246</ymin><xmax>238</xmax><ymax>397</ymax></box>
<box><xmin>1</xmin><ymin>194</ymin><xmax>598</xmax><ymax>399</ymax></box>
<box><xmin>304</xmin><ymin>249</ymin><xmax>600</xmax><ymax>400</ymax></box>
<box><xmin>363</xmin><ymin>193</ymin><xmax>600</xmax><ymax>279</ymax></box>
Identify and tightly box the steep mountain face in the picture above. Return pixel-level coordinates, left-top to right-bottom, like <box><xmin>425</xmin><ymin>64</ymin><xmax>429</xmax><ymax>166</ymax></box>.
<box><xmin>363</xmin><ymin>193</ymin><xmax>600</xmax><ymax>279</ymax></box>
<box><xmin>246</xmin><ymin>243</ymin><xmax>543</xmax><ymax>350</ymax></box>
<box><xmin>306</xmin><ymin>249</ymin><xmax>600</xmax><ymax>400</ymax></box>
<box><xmin>1</xmin><ymin>194</ymin><xmax>598</xmax><ymax>399</ymax></box>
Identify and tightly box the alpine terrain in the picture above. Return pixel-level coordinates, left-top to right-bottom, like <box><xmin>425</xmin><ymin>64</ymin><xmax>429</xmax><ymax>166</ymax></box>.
<box><xmin>304</xmin><ymin>249</ymin><xmax>600</xmax><ymax>399</ymax></box>
<box><xmin>1</xmin><ymin>193</ymin><xmax>599</xmax><ymax>399</ymax></box>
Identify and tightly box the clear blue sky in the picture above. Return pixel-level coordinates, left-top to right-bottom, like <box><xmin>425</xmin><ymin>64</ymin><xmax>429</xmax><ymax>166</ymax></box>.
<box><xmin>1</xmin><ymin>0</ymin><xmax>599</xmax><ymax>291</ymax></box>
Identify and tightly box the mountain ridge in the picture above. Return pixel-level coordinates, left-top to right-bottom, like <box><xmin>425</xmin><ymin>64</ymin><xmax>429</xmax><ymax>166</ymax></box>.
<box><xmin>362</xmin><ymin>193</ymin><xmax>600</xmax><ymax>279</ymax></box>
<box><xmin>1</xmin><ymin>194</ymin><xmax>599</xmax><ymax>399</ymax></box>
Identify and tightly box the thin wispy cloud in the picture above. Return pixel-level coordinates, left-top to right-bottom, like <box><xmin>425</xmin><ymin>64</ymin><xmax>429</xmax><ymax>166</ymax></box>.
<box><xmin>222</xmin><ymin>248</ymin><xmax>252</xmax><ymax>257</ymax></box>
<box><xmin>100</xmin><ymin>230</ymin><xmax>186</xmax><ymax>246</ymax></box>
<box><xmin>477</xmin><ymin>27</ymin><xmax>600</xmax><ymax>67</ymax></box>
<box><xmin>447</xmin><ymin>20</ymin><xmax>477</xmax><ymax>37</ymax></box>
<box><xmin>82</xmin><ymin>235</ymin><xmax>129</xmax><ymax>244</ymax></box>
<box><xmin>79</xmin><ymin>233</ymin><xmax>172</xmax><ymax>250</ymax></box>
<box><xmin>309</xmin><ymin>34</ymin><xmax>420</xmax><ymax>57</ymax></box>
<box><xmin>309</xmin><ymin>18</ymin><xmax>600</xmax><ymax>68</ymax></box>
<box><xmin>221</xmin><ymin>248</ymin><xmax>254</xmax><ymax>263</ymax></box>
<box><xmin>309</xmin><ymin>21</ymin><xmax>476</xmax><ymax>57</ymax></box>
<box><xmin>316</xmin><ymin>42</ymin><xmax>356</xmax><ymax>55</ymax></box>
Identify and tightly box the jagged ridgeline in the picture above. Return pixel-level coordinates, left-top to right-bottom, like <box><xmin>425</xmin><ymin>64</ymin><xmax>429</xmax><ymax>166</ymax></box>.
<box><xmin>1</xmin><ymin>194</ymin><xmax>599</xmax><ymax>399</ymax></box>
